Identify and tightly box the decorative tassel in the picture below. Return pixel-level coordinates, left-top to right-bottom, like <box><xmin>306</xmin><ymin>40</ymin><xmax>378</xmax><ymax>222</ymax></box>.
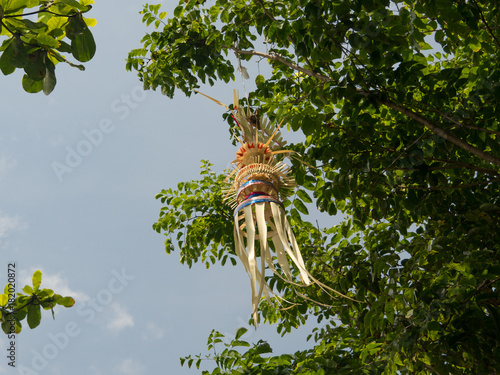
<box><xmin>197</xmin><ymin>89</ymin><xmax>332</xmax><ymax>326</ymax></box>
<box><xmin>222</xmin><ymin>91</ymin><xmax>314</xmax><ymax>326</ymax></box>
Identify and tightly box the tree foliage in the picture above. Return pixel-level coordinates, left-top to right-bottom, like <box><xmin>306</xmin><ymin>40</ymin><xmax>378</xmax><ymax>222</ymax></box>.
<box><xmin>0</xmin><ymin>0</ymin><xmax>96</xmax><ymax>94</ymax></box>
<box><xmin>1</xmin><ymin>270</ymin><xmax>75</xmax><ymax>334</ymax></box>
<box><xmin>153</xmin><ymin>160</ymin><xmax>236</xmax><ymax>269</ymax></box>
<box><xmin>130</xmin><ymin>0</ymin><xmax>500</xmax><ymax>374</ymax></box>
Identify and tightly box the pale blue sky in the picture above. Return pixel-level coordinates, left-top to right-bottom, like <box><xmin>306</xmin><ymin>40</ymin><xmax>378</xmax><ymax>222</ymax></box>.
<box><xmin>0</xmin><ymin>2</ymin><xmax>339</xmax><ymax>374</ymax></box>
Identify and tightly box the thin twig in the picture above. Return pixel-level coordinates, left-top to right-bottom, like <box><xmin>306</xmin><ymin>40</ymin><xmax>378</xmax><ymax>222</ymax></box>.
<box><xmin>0</xmin><ymin>19</ymin><xmax>15</xmax><ymax>35</ymax></box>
<box><xmin>384</xmin><ymin>131</ymin><xmax>428</xmax><ymax>173</ymax></box>
<box><xmin>224</xmin><ymin>45</ymin><xmax>331</xmax><ymax>82</ymax></box>
<box><xmin>396</xmin><ymin>178</ymin><xmax>500</xmax><ymax>190</ymax></box>
<box><xmin>471</xmin><ymin>0</ymin><xmax>500</xmax><ymax>48</ymax></box>
<box><xmin>444</xmin><ymin>115</ymin><xmax>500</xmax><ymax>136</ymax></box>
<box><xmin>357</xmin><ymin>91</ymin><xmax>500</xmax><ymax>167</ymax></box>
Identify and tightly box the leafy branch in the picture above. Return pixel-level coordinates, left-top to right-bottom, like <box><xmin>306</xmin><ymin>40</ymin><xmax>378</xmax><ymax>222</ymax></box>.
<box><xmin>471</xmin><ymin>0</ymin><xmax>500</xmax><ymax>48</ymax></box>
<box><xmin>225</xmin><ymin>45</ymin><xmax>331</xmax><ymax>82</ymax></box>
<box><xmin>358</xmin><ymin>91</ymin><xmax>500</xmax><ymax>167</ymax></box>
<box><xmin>0</xmin><ymin>0</ymin><xmax>96</xmax><ymax>94</ymax></box>
<box><xmin>225</xmin><ymin>43</ymin><xmax>500</xmax><ymax>167</ymax></box>
<box><xmin>0</xmin><ymin>270</ymin><xmax>75</xmax><ymax>333</ymax></box>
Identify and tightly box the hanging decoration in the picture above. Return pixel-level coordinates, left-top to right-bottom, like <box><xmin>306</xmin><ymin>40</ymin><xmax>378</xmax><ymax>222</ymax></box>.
<box><xmin>197</xmin><ymin>90</ymin><xmax>354</xmax><ymax>326</ymax></box>
<box><xmin>196</xmin><ymin>90</ymin><xmax>315</xmax><ymax>325</ymax></box>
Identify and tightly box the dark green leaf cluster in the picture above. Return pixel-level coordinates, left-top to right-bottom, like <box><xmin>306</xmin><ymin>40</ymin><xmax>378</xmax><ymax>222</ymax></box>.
<box><xmin>1</xmin><ymin>270</ymin><xmax>75</xmax><ymax>334</ymax></box>
<box><xmin>127</xmin><ymin>2</ymin><xmax>236</xmax><ymax>97</ymax></box>
<box><xmin>134</xmin><ymin>0</ymin><xmax>500</xmax><ymax>374</ymax></box>
<box><xmin>0</xmin><ymin>0</ymin><xmax>96</xmax><ymax>94</ymax></box>
<box><xmin>180</xmin><ymin>328</ymin><xmax>292</xmax><ymax>374</ymax></box>
<box><xmin>153</xmin><ymin>160</ymin><xmax>236</xmax><ymax>269</ymax></box>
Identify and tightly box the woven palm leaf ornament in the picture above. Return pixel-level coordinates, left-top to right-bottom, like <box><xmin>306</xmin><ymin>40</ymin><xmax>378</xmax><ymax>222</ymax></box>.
<box><xmin>197</xmin><ymin>90</ymin><xmax>351</xmax><ymax>325</ymax></box>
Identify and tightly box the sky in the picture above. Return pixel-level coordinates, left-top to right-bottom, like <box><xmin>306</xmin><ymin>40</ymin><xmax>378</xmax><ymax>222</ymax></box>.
<box><xmin>0</xmin><ymin>2</ymin><xmax>340</xmax><ymax>374</ymax></box>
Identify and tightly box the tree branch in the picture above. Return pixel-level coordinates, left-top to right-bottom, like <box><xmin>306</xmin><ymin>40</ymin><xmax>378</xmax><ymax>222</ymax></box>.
<box><xmin>225</xmin><ymin>45</ymin><xmax>331</xmax><ymax>82</ymax></box>
<box><xmin>444</xmin><ymin>114</ymin><xmax>500</xmax><ymax>136</ymax></box>
<box><xmin>397</xmin><ymin>178</ymin><xmax>500</xmax><ymax>190</ymax></box>
<box><xmin>0</xmin><ymin>19</ymin><xmax>15</xmax><ymax>35</ymax></box>
<box><xmin>471</xmin><ymin>0</ymin><xmax>500</xmax><ymax>48</ymax></box>
<box><xmin>253</xmin><ymin>0</ymin><xmax>275</xmax><ymax>22</ymax></box>
<box><xmin>3</xmin><ymin>3</ymin><xmax>77</xmax><ymax>19</ymax></box>
<box><xmin>420</xmin><ymin>158</ymin><xmax>500</xmax><ymax>177</ymax></box>
<box><xmin>224</xmin><ymin>45</ymin><xmax>500</xmax><ymax>167</ymax></box>
<box><xmin>253</xmin><ymin>0</ymin><xmax>318</xmax><ymax>74</ymax></box>
<box><xmin>357</xmin><ymin>91</ymin><xmax>500</xmax><ymax>167</ymax></box>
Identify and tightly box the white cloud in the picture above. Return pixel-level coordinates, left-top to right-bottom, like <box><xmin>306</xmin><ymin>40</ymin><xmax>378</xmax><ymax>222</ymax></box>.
<box><xmin>0</xmin><ymin>211</ymin><xmax>22</xmax><ymax>248</ymax></box>
<box><xmin>105</xmin><ymin>302</ymin><xmax>134</xmax><ymax>333</ymax></box>
<box><xmin>141</xmin><ymin>322</ymin><xmax>165</xmax><ymax>341</ymax></box>
<box><xmin>0</xmin><ymin>155</ymin><xmax>17</xmax><ymax>179</ymax></box>
<box><xmin>20</xmin><ymin>268</ymin><xmax>89</xmax><ymax>303</ymax></box>
<box><xmin>113</xmin><ymin>358</ymin><xmax>146</xmax><ymax>375</ymax></box>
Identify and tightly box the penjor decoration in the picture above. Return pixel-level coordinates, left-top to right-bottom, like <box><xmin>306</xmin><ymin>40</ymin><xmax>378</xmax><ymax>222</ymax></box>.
<box><xmin>198</xmin><ymin>90</ymin><xmax>317</xmax><ymax>325</ymax></box>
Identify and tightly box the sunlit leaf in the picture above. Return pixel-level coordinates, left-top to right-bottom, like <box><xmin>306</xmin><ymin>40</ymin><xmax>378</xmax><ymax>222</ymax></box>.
<box><xmin>32</xmin><ymin>270</ymin><xmax>42</xmax><ymax>291</ymax></box>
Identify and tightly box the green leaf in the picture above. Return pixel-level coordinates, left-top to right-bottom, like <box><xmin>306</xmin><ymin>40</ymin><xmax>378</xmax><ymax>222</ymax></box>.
<box><xmin>418</xmin><ymin>353</ymin><xmax>432</xmax><ymax>366</ymax></box>
<box><xmin>13</xmin><ymin>320</ymin><xmax>22</xmax><ymax>334</ymax></box>
<box><xmin>43</xmin><ymin>57</ymin><xmax>57</xmax><ymax>95</ymax></box>
<box><xmin>385</xmin><ymin>303</ymin><xmax>395</xmax><ymax>324</ymax></box>
<box><xmin>296</xmin><ymin>189</ymin><xmax>312</xmax><ymax>203</ymax></box>
<box><xmin>232</xmin><ymin>340</ymin><xmax>250</xmax><ymax>347</ymax></box>
<box><xmin>15</xmin><ymin>295</ymin><xmax>30</xmax><ymax>307</ymax></box>
<box><xmin>479</xmin><ymin>203</ymin><xmax>499</xmax><ymax>213</ymax></box>
<box><xmin>27</xmin><ymin>304</ymin><xmax>41</xmax><ymax>329</ymax></box>
<box><xmin>23</xmin><ymin>285</ymin><xmax>34</xmax><ymax>295</ymax></box>
<box><xmin>296</xmin><ymin>42</ymin><xmax>308</xmax><ymax>57</ymax></box>
<box><xmin>32</xmin><ymin>270</ymin><xmax>42</xmax><ymax>291</ymax></box>
<box><xmin>58</xmin><ymin>0</ymin><xmax>86</xmax><ymax>10</ymax></box>
<box><xmin>66</xmin><ymin>13</ymin><xmax>86</xmax><ymax>37</ymax></box>
<box><xmin>253</xmin><ymin>340</ymin><xmax>272</xmax><ymax>355</ymax></box>
<box><xmin>173</xmin><ymin>5</ymin><xmax>183</xmax><ymax>18</ymax></box>
<box><xmin>71</xmin><ymin>26</ymin><xmax>95</xmax><ymax>62</ymax></box>
<box><xmin>46</xmin><ymin>14</ymin><xmax>68</xmax><ymax>31</ymax></box>
<box><xmin>235</xmin><ymin>327</ymin><xmax>247</xmax><ymax>340</ymax></box>
<box><xmin>1</xmin><ymin>320</ymin><xmax>13</xmax><ymax>335</ymax></box>
<box><xmin>1</xmin><ymin>0</ymin><xmax>30</xmax><ymax>14</ymax></box>
<box><xmin>22</xmin><ymin>74</ymin><xmax>43</xmax><ymax>93</ymax></box>
<box><xmin>56</xmin><ymin>296</ymin><xmax>75</xmax><ymax>307</ymax></box>
<box><xmin>0</xmin><ymin>37</ymin><xmax>27</xmax><ymax>73</ymax></box>
<box><xmin>37</xmin><ymin>288</ymin><xmax>54</xmax><ymax>298</ymax></box>
<box><xmin>23</xmin><ymin>50</ymin><xmax>46</xmax><ymax>80</ymax></box>
<box><xmin>293</xmin><ymin>198</ymin><xmax>309</xmax><ymax>215</ymax></box>
<box><xmin>0</xmin><ymin>49</ymin><xmax>16</xmax><ymax>75</ymax></box>
<box><xmin>255</xmin><ymin>74</ymin><xmax>265</xmax><ymax>86</ymax></box>
<box><xmin>0</xmin><ymin>294</ymin><xmax>7</xmax><ymax>307</ymax></box>
<box><xmin>35</xmin><ymin>33</ymin><xmax>60</xmax><ymax>48</ymax></box>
